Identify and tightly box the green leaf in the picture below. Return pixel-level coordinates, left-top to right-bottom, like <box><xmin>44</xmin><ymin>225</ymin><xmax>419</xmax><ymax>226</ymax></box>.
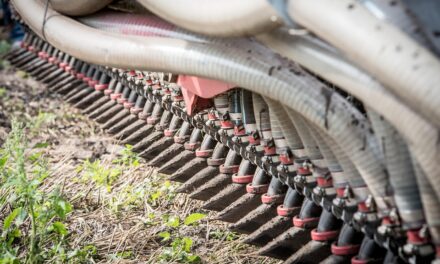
<box><xmin>0</xmin><ymin>87</ymin><xmax>7</xmax><ymax>97</ymax></box>
<box><xmin>187</xmin><ymin>255</ymin><xmax>201</xmax><ymax>263</ymax></box>
<box><xmin>182</xmin><ymin>237</ymin><xmax>193</xmax><ymax>252</ymax></box>
<box><xmin>55</xmin><ymin>199</ymin><xmax>72</xmax><ymax>219</ymax></box>
<box><xmin>184</xmin><ymin>213</ymin><xmax>206</xmax><ymax>226</ymax></box>
<box><xmin>51</xmin><ymin>221</ymin><xmax>68</xmax><ymax>235</ymax></box>
<box><xmin>164</xmin><ymin>180</ymin><xmax>171</xmax><ymax>188</ymax></box>
<box><xmin>158</xmin><ymin>231</ymin><xmax>171</xmax><ymax>241</ymax></box>
<box><xmin>167</xmin><ymin>216</ymin><xmax>180</xmax><ymax>228</ymax></box>
<box><xmin>3</xmin><ymin>208</ymin><xmax>21</xmax><ymax>230</ymax></box>
<box><xmin>15</xmin><ymin>208</ymin><xmax>27</xmax><ymax>226</ymax></box>
<box><xmin>6</xmin><ymin>228</ymin><xmax>21</xmax><ymax>247</ymax></box>
<box><xmin>33</xmin><ymin>142</ymin><xmax>49</xmax><ymax>149</ymax></box>
<box><xmin>150</xmin><ymin>191</ymin><xmax>161</xmax><ymax>201</ymax></box>
<box><xmin>0</xmin><ymin>154</ymin><xmax>8</xmax><ymax>169</ymax></box>
<box><xmin>28</xmin><ymin>152</ymin><xmax>42</xmax><ymax>162</ymax></box>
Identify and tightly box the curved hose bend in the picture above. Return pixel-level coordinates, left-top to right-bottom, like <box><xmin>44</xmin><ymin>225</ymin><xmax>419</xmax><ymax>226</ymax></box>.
<box><xmin>257</xmin><ymin>29</ymin><xmax>440</xmax><ymax>206</ymax></box>
<box><xmin>136</xmin><ymin>0</ymin><xmax>282</xmax><ymax>37</ymax></box>
<box><xmin>13</xmin><ymin>0</ymin><xmax>390</xmax><ymax>210</ymax></box>
<box><xmin>288</xmin><ymin>0</ymin><xmax>440</xmax><ymax>128</ymax></box>
<box><xmin>50</xmin><ymin>0</ymin><xmax>113</xmax><ymax>16</ymax></box>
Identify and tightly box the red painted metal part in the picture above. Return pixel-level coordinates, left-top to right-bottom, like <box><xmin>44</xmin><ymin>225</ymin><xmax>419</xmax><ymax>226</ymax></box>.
<box><xmin>177</xmin><ymin>75</ymin><xmax>235</xmax><ymax>115</ymax></box>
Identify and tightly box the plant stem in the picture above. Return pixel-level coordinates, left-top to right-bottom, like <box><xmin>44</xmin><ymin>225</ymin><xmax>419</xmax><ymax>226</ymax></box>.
<box><xmin>28</xmin><ymin>198</ymin><xmax>38</xmax><ymax>263</ymax></box>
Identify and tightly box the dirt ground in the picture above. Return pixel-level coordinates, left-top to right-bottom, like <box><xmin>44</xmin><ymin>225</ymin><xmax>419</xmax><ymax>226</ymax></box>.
<box><xmin>0</xmin><ymin>67</ymin><xmax>282</xmax><ymax>264</ymax></box>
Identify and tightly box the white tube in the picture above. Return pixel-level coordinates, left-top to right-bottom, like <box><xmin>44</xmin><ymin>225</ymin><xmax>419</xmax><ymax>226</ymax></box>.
<box><xmin>13</xmin><ymin>0</ymin><xmax>391</xmax><ymax>209</ymax></box>
<box><xmin>288</xmin><ymin>0</ymin><xmax>440</xmax><ymax>127</ymax></box>
<box><xmin>50</xmin><ymin>0</ymin><xmax>113</xmax><ymax>16</ymax></box>
<box><xmin>137</xmin><ymin>0</ymin><xmax>282</xmax><ymax>37</ymax></box>
<box><xmin>257</xmin><ymin>30</ymin><xmax>440</xmax><ymax>204</ymax></box>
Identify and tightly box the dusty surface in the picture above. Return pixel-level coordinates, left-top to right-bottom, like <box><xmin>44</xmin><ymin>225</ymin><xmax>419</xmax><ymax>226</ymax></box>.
<box><xmin>0</xmin><ymin>69</ymin><xmax>281</xmax><ymax>263</ymax></box>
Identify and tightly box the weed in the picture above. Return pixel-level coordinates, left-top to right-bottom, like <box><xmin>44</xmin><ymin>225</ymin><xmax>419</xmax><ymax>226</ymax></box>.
<box><xmin>0</xmin><ymin>120</ymin><xmax>84</xmax><ymax>263</ymax></box>
<box><xmin>209</xmin><ymin>229</ymin><xmax>239</xmax><ymax>242</ymax></box>
<box><xmin>108</xmin><ymin>183</ymin><xmax>149</xmax><ymax>214</ymax></box>
<box><xmin>77</xmin><ymin>159</ymin><xmax>121</xmax><ymax>192</ymax></box>
<box><xmin>155</xmin><ymin>213</ymin><xmax>206</xmax><ymax>263</ymax></box>
<box><xmin>107</xmin><ymin>250</ymin><xmax>134</xmax><ymax>261</ymax></box>
<box><xmin>67</xmin><ymin>244</ymin><xmax>98</xmax><ymax>261</ymax></box>
<box><xmin>0</xmin><ymin>87</ymin><xmax>7</xmax><ymax>98</ymax></box>
<box><xmin>29</xmin><ymin>111</ymin><xmax>56</xmax><ymax>136</ymax></box>
<box><xmin>158</xmin><ymin>235</ymin><xmax>201</xmax><ymax>263</ymax></box>
<box><xmin>183</xmin><ymin>213</ymin><xmax>206</xmax><ymax>226</ymax></box>
<box><xmin>0</xmin><ymin>40</ymin><xmax>11</xmax><ymax>57</ymax></box>
<box><xmin>113</xmin><ymin>144</ymin><xmax>140</xmax><ymax>167</ymax></box>
<box><xmin>15</xmin><ymin>70</ymin><xmax>28</xmax><ymax>79</ymax></box>
<box><xmin>0</xmin><ymin>41</ymin><xmax>11</xmax><ymax>70</ymax></box>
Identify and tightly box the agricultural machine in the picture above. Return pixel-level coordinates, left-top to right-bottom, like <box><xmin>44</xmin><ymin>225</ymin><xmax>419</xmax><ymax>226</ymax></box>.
<box><xmin>5</xmin><ymin>0</ymin><xmax>440</xmax><ymax>263</ymax></box>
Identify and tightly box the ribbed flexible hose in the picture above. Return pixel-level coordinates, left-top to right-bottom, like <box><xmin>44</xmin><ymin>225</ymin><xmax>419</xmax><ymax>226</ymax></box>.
<box><xmin>78</xmin><ymin>11</ymin><xmax>212</xmax><ymax>43</ymax></box>
<box><xmin>13</xmin><ymin>0</ymin><xmax>390</xmax><ymax>210</ymax></box>
<box><xmin>136</xmin><ymin>0</ymin><xmax>282</xmax><ymax>37</ymax></box>
<box><xmin>257</xmin><ymin>29</ymin><xmax>440</xmax><ymax>204</ymax></box>
<box><xmin>82</xmin><ymin>8</ymin><xmax>438</xmax><ymax>196</ymax></box>
<box><xmin>252</xmin><ymin>94</ymin><xmax>271</xmax><ymax>142</ymax></box>
<box><xmin>319</xmin><ymin>129</ymin><xmax>369</xmax><ymax>202</ymax></box>
<box><xmin>92</xmin><ymin>0</ymin><xmax>440</xmax><ymax>130</ymax></box>
<box><xmin>266</xmin><ymin>105</ymin><xmax>288</xmax><ymax>154</ymax></box>
<box><xmin>411</xmin><ymin>157</ymin><xmax>440</xmax><ymax>246</ymax></box>
<box><xmin>284</xmin><ymin>107</ymin><xmax>323</xmax><ymax>160</ymax></box>
<box><xmin>368</xmin><ymin>111</ymin><xmax>424</xmax><ymax>228</ymax></box>
<box><xmin>306</xmin><ymin>122</ymin><xmax>344</xmax><ymax>183</ymax></box>
<box><xmin>312</xmin><ymin>128</ymin><xmax>349</xmax><ymax>190</ymax></box>
<box><xmin>263</xmin><ymin>97</ymin><xmax>304</xmax><ymax>153</ymax></box>
<box><xmin>50</xmin><ymin>0</ymin><xmax>113</xmax><ymax>16</ymax></box>
<box><xmin>288</xmin><ymin>0</ymin><xmax>440</xmax><ymax>128</ymax></box>
<box><xmin>241</xmin><ymin>90</ymin><xmax>256</xmax><ymax>134</ymax></box>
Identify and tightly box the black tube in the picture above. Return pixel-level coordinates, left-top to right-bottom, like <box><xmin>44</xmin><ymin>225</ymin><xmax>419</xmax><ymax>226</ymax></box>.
<box><xmin>283</xmin><ymin>187</ymin><xmax>304</xmax><ymax>208</ymax></box>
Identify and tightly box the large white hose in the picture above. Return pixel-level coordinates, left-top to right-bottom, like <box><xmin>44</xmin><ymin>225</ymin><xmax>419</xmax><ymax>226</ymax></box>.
<box><xmin>257</xmin><ymin>30</ymin><xmax>440</xmax><ymax>206</ymax></box>
<box><xmin>50</xmin><ymin>0</ymin><xmax>113</xmax><ymax>16</ymax></box>
<box><xmin>123</xmin><ymin>0</ymin><xmax>440</xmax><ymax>129</ymax></box>
<box><xmin>12</xmin><ymin>0</ymin><xmax>397</xmax><ymax>213</ymax></box>
<box><xmin>136</xmin><ymin>0</ymin><xmax>282</xmax><ymax>37</ymax></box>
<box><xmin>288</xmin><ymin>0</ymin><xmax>440</xmax><ymax>128</ymax></box>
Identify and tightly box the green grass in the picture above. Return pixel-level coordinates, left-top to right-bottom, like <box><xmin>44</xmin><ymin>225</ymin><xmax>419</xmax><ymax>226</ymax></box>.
<box><xmin>0</xmin><ymin>120</ymin><xmax>94</xmax><ymax>263</ymax></box>
<box><xmin>0</xmin><ymin>72</ymin><xmax>280</xmax><ymax>263</ymax></box>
